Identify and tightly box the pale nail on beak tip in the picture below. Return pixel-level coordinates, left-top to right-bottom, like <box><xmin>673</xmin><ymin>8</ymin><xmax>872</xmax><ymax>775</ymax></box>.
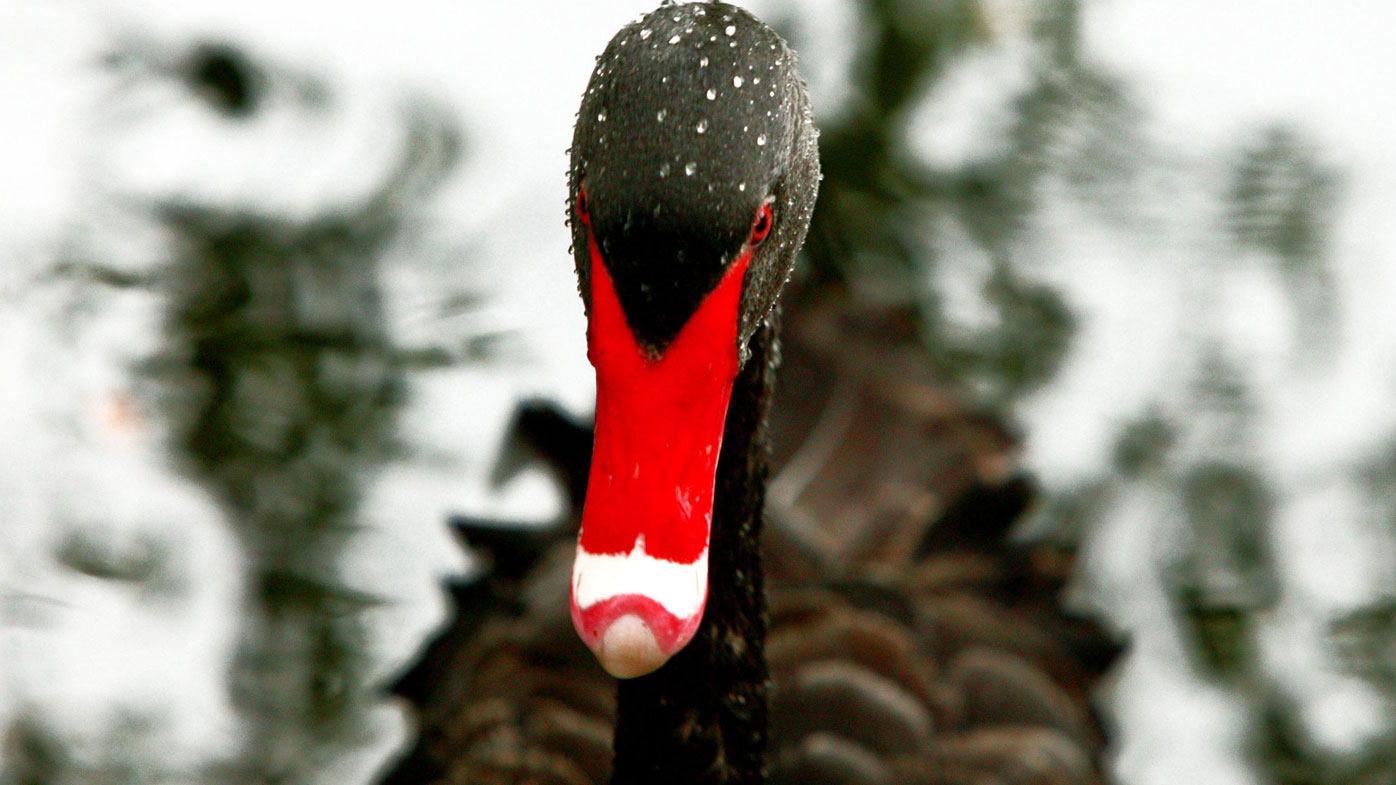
<box><xmin>597</xmin><ymin>613</ymin><xmax>668</xmax><ymax>678</ymax></box>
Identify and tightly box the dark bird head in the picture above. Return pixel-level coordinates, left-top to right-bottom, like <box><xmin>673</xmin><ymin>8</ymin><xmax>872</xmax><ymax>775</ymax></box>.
<box><xmin>566</xmin><ymin>1</ymin><xmax>820</xmax><ymax>678</ymax></box>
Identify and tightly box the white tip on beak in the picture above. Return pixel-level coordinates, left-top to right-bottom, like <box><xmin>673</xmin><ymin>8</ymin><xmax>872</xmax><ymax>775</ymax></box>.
<box><xmin>571</xmin><ymin>543</ymin><xmax>709</xmax><ymax>678</ymax></box>
<box><xmin>596</xmin><ymin>613</ymin><xmax>668</xmax><ymax>678</ymax></box>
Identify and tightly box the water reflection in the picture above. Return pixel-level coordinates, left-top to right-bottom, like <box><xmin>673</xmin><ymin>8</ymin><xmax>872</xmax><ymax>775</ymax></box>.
<box><xmin>2</xmin><ymin>11</ymin><xmax>471</xmax><ymax>783</ymax></box>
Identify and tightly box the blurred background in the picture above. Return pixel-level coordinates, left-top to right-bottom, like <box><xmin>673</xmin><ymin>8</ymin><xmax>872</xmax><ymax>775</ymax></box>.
<box><xmin>3</xmin><ymin>1</ymin><xmax>1396</xmax><ymax>784</ymax></box>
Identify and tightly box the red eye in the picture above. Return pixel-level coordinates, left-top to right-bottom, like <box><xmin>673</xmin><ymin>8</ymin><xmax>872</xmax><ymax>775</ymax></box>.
<box><xmin>576</xmin><ymin>188</ymin><xmax>591</xmax><ymax>224</ymax></box>
<box><xmin>749</xmin><ymin>201</ymin><xmax>773</xmax><ymax>246</ymax></box>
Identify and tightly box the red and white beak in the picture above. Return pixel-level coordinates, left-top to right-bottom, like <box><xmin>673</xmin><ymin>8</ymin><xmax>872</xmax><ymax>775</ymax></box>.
<box><xmin>570</xmin><ymin>235</ymin><xmax>749</xmax><ymax>678</ymax></box>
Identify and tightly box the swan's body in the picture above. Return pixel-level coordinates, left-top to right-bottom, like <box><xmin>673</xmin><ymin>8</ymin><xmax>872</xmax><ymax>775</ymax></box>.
<box><xmin>385</xmin><ymin>292</ymin><xmax>1120</xmax><ymax>785</ymax></box>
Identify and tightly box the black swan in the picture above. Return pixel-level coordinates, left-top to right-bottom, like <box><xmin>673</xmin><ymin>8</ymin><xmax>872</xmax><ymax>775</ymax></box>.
<box><xmin>384</xmin><ymin>3</ymin><xmax>1118</xmax><ymax>784</ymax></box>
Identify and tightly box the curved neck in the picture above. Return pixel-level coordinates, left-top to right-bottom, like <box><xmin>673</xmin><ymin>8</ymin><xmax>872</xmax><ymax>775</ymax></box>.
<box><xmin>609</xmin><ymin>314</ymin><xmax>778</xmax><ymax>785</ymax></box>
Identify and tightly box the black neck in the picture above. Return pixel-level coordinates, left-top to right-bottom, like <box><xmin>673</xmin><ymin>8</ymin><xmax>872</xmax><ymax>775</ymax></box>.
<box><xmin>609</xmin><ymin>314</ymin><xmax>778</xmax><ymax>785</ymax></box>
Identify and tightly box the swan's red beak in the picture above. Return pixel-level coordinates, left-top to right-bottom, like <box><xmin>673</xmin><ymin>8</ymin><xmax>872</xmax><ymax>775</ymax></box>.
<box><xmin>570</xmin><ymin>235</ymin><xmax>748</xmax><ymax>678</ymax></box>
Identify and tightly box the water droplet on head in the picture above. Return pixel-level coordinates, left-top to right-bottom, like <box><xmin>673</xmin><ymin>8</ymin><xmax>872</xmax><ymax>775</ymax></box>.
<box><xmin>700</xmin><ymin>56</ymin><xmax>709</xmax><ymax>67</ymax></box>
<box><xmin>669</xmin><ymin>33</ymin><xmax>681</xmax><ymax>44</ymax></box>
<box><xmin>753</xmin><ymin>77</ymin><xmax>761</xmax><ymax>85</ymax></box>
<box><xmin>756</xmin><ymin>134</ymin><xmax>766</xmax><ymax>146</ymax></box>
<box><xmin>656</xmin><ymin>109</ymin><xmax>667</xmax><ymax>122</ymax></box>
<box><xmin>725</xmin><ymin>24</ymin><xmax>736</xmax><ymax>35</ymax></box>
<box><xmin>696</xmin><ymin>119</ymin><xmax>708</xmax><ymax>133</ymax></box>
<box><xmin>659</xmin><ymin>162</ymin><xmax>671</xmax><ymax>177</ymax></box>
<box><xmin>684</xmin><ymin>161</ymin><xmax>697</xmax><ymax>176</ymax></box>
<box><xmin>733</xmin><ymin>76</ymin><xmax>743</xmax><ymax>87</ymax></box>
<box><xmin>738</xmin><ymin>182</ymin><xmax>746</xmax><ymax>192</ymax></box>
<box><xmin>598</xmin><ymin>111</ymin><xmax>607</xmax><ymax>122</ymax></box>
<box><xmin>640</xmin><ymin>28</ymin><xmax>652</xmax><ymax>39</ymax></box>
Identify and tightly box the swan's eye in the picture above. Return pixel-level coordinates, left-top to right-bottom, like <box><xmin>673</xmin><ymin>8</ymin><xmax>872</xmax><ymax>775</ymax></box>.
<box><xmin>576</xmin><ymin>189</ymin><xmax>591</xmax><ymax>224</ymax></box>
<box><xmin>749</xmin><ymin>201</ymin><xmax>773</xmax><ymax>247</ymax></box>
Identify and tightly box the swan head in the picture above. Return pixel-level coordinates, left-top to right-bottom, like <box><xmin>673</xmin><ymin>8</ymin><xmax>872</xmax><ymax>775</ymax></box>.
<box><xmin>566</xmin><ymin>1</ymin><xmax>819</xmax><ymax>678</ymax></box>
